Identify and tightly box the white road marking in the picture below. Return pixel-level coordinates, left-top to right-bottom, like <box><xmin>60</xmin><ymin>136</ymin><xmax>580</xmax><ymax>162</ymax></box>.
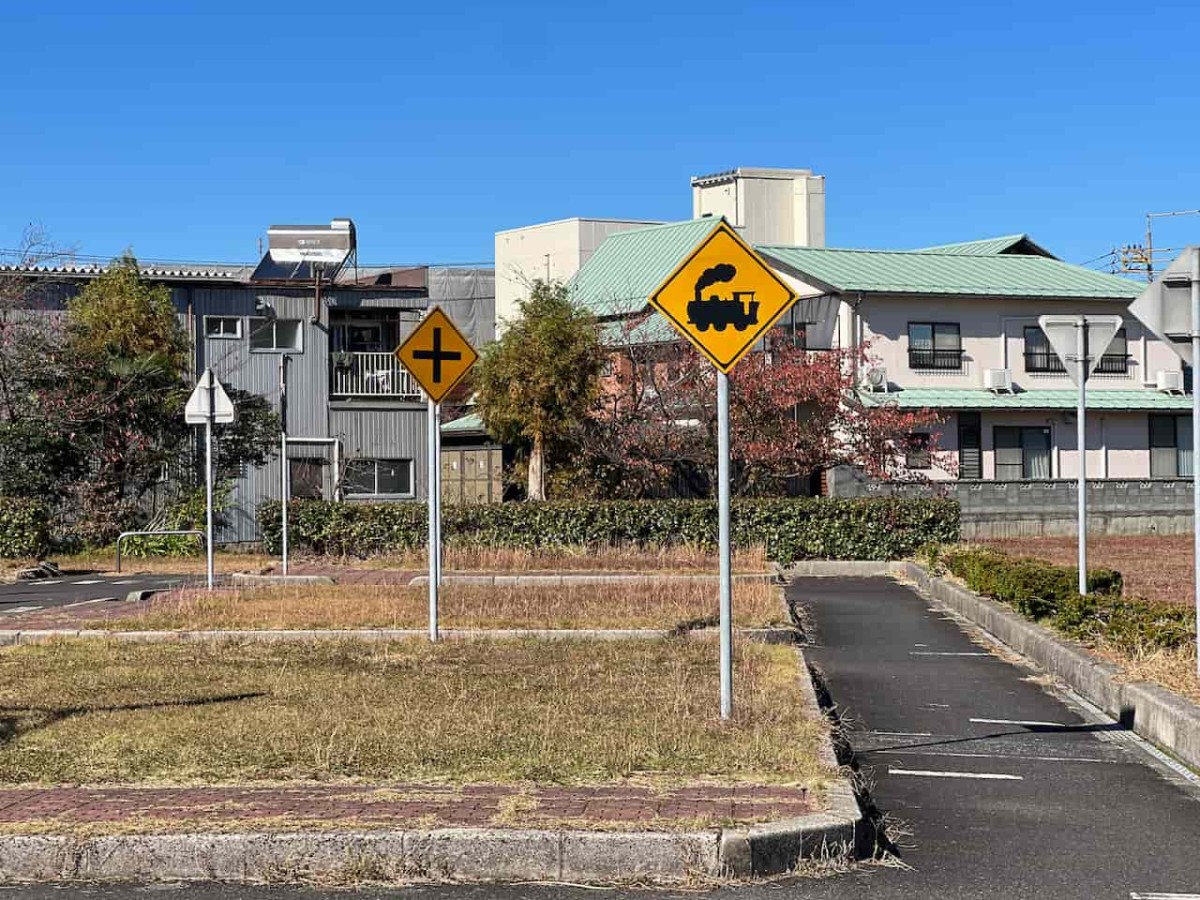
<box><xmin>868</xmin><ymin>731</ymin><xmax>933</xmax><ymax>737</ymax></box>
<box><xmin>888</xmin><ymin>767</ymin><xmax>1023</xmax><ymax>781</ymax></box>
<box><xmin>910</xmin><ymin>651</ymin><xmax>990</xmax><ymax>657</ymax></box>
<box><xmin>970</xmin><ymin>717</ymin><xmax>1066</xmax><ymax>728</ymax></box>
<box><xmin>1130</xmin><ymin>893</ymin><xmax>1200</xmax><ymax>899</ymax></box>
<box><xmin>38</xmin><ymin>580</ymin><xmax>62</xmax><ymax>585</ymax></box>
<box><xmin>111</xmin><ymin>580</ymin><xmax>137</xmax><ymax>585</ymax></box>
<box><xmin>887</xmin><ymin>750</ymin><xmax>1110</xmax><ymax>764</ymax></box>
<box><xmin>4</xmin><ymin>606</ymin><xmax>41</xmax><ymax>614</ymax></box>
<box><xmin>71</xmin><ymin>579</ymin><xmax>103</xmax><ymax>585</ymax></box>
<box><xmin>62</xmin><ymin>598</ymin><xmax>110</xmax><ymax>609</ymax></box>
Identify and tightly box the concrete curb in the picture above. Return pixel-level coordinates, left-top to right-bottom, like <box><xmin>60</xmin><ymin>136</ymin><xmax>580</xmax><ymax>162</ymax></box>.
<box><xmin>902</xmin><ymin>561</ymin><xmax>1200</xmax><ymax>774</ymax></box>
<box><xmin>0</xmin><ymin>627</ymin><xmax>799</xmax><ymax>646</ymax></box>
<box><xmin>719</xmin><ymin>645</ymin><xmax>863</xmax><ymax>874</ymax></box>
<box><xmin>232</xmin><ymin>574</ymin><xmax>335</xmax><ymax>587</ymax></box>
<box><xmin>408</xmin><ymin>572</ymin><xmax>777</xmax><ymax>587</ymax></box>
<box><xmin>784</xmin><ymin>561</ymin><xmax>905</xmax><ymax>578</ymax></box>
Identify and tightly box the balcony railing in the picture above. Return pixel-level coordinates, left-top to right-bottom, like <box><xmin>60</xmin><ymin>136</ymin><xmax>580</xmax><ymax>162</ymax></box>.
<box><xmin>330</xmin><ymin>351</ymin><xmax>422</xmax><ymax>398</ymax></box>
<box><xmin>1024</xmin><ymin>350</ymin><xmax>1130</xmax><ymax>375</ymax></box>
<box><xmin>908</xmin><ymin>348</ymin><xmax>965</xmax><ymax>370</ymax></box>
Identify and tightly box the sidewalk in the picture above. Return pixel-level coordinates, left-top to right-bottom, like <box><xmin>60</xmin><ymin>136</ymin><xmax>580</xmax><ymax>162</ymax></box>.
<box><xmin>0</xmin><ymin>783</ymin><xmax>815</xmax><ymax>833</ymax></box>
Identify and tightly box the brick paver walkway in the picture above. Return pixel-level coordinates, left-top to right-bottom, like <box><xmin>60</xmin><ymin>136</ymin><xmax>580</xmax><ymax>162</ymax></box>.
<box><xmin>0</xmin><ymin>783</ymin><xmax>814</xmax><ymax>832</ymax></box>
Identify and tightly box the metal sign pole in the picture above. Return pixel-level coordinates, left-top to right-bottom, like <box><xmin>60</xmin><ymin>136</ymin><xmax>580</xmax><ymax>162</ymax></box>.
<box><xmin>280</xmin><ymin>357</ymin><xmax>289</xmax><ymax>577</ymax></box>
<box><xmin>1076</xmin><ymin>317</ymin><xmax>1088</xmax><ymax>597</ymax></box>
<box><xmin>717</xmin><ymin>370</ymin><xmax>733</xmax><ymax>721</ymax></box>
<box><xmin>205</xmin><ymin>376</ymin><xmax>215</xmax><ymax>592</ymax></box>
<box><xmin>434</xmin><ymin>401</ymin><xmax>442</xmax><ymax>589</ymax></box>
<box><xmin>1192</xmin><ymin>248</ymin><xmax>1200</xmax><ymax>677</ymax></box>
<box><xmin>428</xmin><ymin>397</ymin><xmax>439</xmax><ymax>642</ymax></box>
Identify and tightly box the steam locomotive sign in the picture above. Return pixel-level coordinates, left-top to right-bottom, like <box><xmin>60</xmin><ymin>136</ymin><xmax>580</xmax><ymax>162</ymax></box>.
<box><xmin>648</xmin><ymin>219</ymin><xmax>798</xmax><ymax>372</ymax></box>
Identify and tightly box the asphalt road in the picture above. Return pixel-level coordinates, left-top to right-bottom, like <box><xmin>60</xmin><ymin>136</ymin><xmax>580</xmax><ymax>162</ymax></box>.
<box><xmin>0</xmin><ymin>575</ymin><xmax>194</xmax><ymax>616</ymax></box>
<box><xmin>1</xmin><ymin>575</ymin><xmax>1199</xmax><ymax>899</ymax></box>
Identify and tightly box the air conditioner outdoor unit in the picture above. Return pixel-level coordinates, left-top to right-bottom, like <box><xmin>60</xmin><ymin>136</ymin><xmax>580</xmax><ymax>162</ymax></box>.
<box><xmin>1157</xmin><ymin>369</ymin><xmax>1185</xmax><ymax>393</ymax></box>
<box><xmin>984</xmin><ymin>368</ymin><xmax>1013</xmax><ymax>393</ymax></box>
<box><xmin>862</xmin><ymin>366</ymin><xmax>889</xmax><ymax>393</ymax></box>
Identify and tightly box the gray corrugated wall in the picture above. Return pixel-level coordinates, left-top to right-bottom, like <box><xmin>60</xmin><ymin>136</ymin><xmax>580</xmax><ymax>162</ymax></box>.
<box><xmin>175</xmin><ymin>285</ymin><xmax>436</xmax><ymax>543</ymax></box>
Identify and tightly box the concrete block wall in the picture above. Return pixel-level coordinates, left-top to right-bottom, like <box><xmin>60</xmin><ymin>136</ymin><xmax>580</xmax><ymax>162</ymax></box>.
<box><xmin>828</xmin><ymin>467</ymin><xmax>1193</xmax><ymax>538</ymax></box>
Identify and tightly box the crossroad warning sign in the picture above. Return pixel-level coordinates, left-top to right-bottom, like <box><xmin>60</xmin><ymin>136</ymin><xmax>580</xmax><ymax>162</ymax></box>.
<box><xmin>394</xmin><ymin>306</ymin><xmax>479</xmax><ymax>403</ymax></box>
<box><xmin>648</xmin><ymin>220</ymin><xmax>798</xmax><ymax>372</ymax></box>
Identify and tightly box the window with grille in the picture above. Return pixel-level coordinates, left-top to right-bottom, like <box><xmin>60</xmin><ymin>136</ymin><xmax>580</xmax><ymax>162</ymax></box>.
<box><xmin>908</xmin><ymin>323</ymin><xmax>962</xmax><ymax>370</ymax></box>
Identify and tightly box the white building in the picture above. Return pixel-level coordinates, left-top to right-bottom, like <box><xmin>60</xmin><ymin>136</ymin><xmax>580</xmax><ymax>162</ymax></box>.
<box><xmin>493</xmin><ymin>167</ymin><xmax>827</xmax><ymax>332</ymax></box>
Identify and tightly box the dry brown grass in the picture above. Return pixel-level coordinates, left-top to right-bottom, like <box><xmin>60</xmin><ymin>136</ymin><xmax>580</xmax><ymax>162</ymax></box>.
<box><xmin>0</xmin><ymin>638</ymin><xmax>829</xmax><ymax>786</ymax></box>
<box><xmin>343</xmin><ymin>544</ymin><xmax>771</xmax><ymax>574</ymax></box>
<box><xmin>93</xmin><ymin>580</ymin><xmax>788</xmax><ymax>632</ymax></box>
<box><xmin>1089</xmin><ymin>642</ymin><xmax>1200</xmax><ymax>705</ymax></box>
<box><xmin>983</xmin><ymin>535</ymin><xmax>1193</xmax><ymax>606</ymax></box>
<box><xmin>0</xmin><ymin>551</ymin><xmax>273</xmax><ymax>579</ymax></box>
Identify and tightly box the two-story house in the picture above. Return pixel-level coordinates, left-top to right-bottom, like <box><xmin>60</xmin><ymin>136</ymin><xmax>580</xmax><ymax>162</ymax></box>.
<box><xmin>4</xmin><ymin>219</ymin><xmax>495</xmax><ymax>543</ymax></box>
<box><xmin>568</xmin><ymin>218</ymin><xmax>1188</xmax><ymax>486</ymax></box>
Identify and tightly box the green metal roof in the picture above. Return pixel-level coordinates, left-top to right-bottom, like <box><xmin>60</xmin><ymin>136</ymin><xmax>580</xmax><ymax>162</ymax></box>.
<box><xmin>859</xmin><ymin>388</ymin><xmax>1192</xmax><ymax>411</ymax></box>
<box><xmin>442</xmin><ymin>412</ymin><xmax>484</xmax><ymax>433</ymax></box>
<box><xmin>569</xmin><ymin>218</ymin><xmax>722</xmax><ymax>317</ymax></box>
<box><xmin>599</xmin><ymin>312</ymin><xmax>677</xmax><ymax>346</ymax></box>
<box><xmin>758</xmin><ymin>246</ymin><xmax>1141</xmax><ymax>300</ymax></box>
<box><xmin>914</xmin><ymin>234</ymin><xmax>1055</xmax><ymax>258</ymax></box>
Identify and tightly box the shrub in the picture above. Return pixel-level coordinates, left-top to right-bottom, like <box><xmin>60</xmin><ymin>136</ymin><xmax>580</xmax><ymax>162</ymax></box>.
<box><xmin>942</xmin><ymin>546</ymin><xmax>1121</xmax><ymax>618</ymax></box>
<box><xmin>121</xmin><ymin>485</ymin><xmax>230</xmax><ymax>559</ymax></box>
<box><xmin>940</xmin><ymin>545</ymin><xmax>1192</xmax><ymax>654</ymax></box>
<box><xmin>0</xmin><ymin>498</ymin><xmax>51</xmax><ymax>559</ymax></box>
<box><xmin>257</xmin><ymin>498</ymin><xmax>960</xmax><ymax>564</ymax></box>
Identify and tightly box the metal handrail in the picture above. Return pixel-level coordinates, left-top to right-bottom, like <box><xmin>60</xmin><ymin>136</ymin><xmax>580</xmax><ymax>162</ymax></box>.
<box><xmin>115</xmin><ymin>530</ymin><xmax>206</xmax><ymax>574</ymax></box>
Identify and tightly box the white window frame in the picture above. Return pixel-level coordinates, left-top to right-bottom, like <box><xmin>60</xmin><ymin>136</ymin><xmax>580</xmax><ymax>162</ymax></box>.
<box><xmin>344</xmin><ymin>458</ymin><xmax>415</xmax><ymax>499</ymax></box>
<box><xmin>204</xmin><ymin>316</ymin><xmax>242</xmax><ymax>340</ymax></box>
<box><xmin>248</xmin><ymin>317</ymin><xmax>303</xmax><ymax>354</ymax></box>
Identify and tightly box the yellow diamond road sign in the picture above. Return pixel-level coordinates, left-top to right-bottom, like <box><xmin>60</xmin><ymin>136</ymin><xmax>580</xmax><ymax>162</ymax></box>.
<box><xmin>648</xmin><ymin>221</ymin><xmax>798</xmax><ymax>373</ymax></box>
<box><xmin>395</xmin><ymin>306</ymin><xmax>479</xmax><ymax>403</ymax></box>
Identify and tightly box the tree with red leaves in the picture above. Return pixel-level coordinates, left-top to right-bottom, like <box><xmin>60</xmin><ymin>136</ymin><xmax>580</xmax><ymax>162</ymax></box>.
<box><xmin>568</xmin><ymin>313</ymin><xmax>948</xmax><ymax>499</ymax></box>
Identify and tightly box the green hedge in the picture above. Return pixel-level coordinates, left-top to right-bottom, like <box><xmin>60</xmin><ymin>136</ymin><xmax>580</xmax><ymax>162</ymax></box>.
<box><xmin>258</xmin><ymin>498</ymin><xmax>960</xmax><ymax>564</ymax></box>
<box><xmin>938</xmin><ymin>546</ymin><xmax>1192</xmax><ymax>654</ymax></box>
<box><xmin>0</xmin><ymin>498</ymin><xmax>50</xmax><ymax>559</ymax></box>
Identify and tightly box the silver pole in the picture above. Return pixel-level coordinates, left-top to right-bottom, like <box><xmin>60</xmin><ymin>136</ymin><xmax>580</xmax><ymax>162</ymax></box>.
<box><xmin>1191</xmin><ymin>248</ymin><xmax>1200</xmax><ymax>677</ymax></box>
<box><xmin>281</xmin><ymin>431</ymin><xmax>289</xmax><ymax>576</ymax></box>
<box><xmin>428</xmin><ymin>398</ymin><xmax>439</xmax><ymax>642</ymax></box>
<box><xmin>717</xmin><ymin>370</ymin><xmax>733</xmax><ymax>721</ymax></box>
<box><xmin>280</xmin><ymin>357</ymin><xmax>289</xmax><ymax>577</ymax></box>
<box><xmin>204</xmin><ymin>411</ymin><xmax>215</xmax><ymax>592</ymax></box>
<box><xmin>434</xmin><ymin>401</ymin><xmax>443</xmax><ymax>589</ymax></box>
<box><xmin>1077</xmin><ymin>317</ymin><xmax>1088</xmax><ymax>597</ymax></box>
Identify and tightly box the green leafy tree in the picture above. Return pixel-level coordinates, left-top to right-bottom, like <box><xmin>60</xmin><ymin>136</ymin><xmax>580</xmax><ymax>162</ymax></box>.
<box><xmin>61</xmin><ymin>255</ymin><xmax>192</xmax><ymax>542</ymax></box>
<box><xmin>475</xmin><ymin>280</ymin><xmax>606</xmax><ymax>500</ymax></box>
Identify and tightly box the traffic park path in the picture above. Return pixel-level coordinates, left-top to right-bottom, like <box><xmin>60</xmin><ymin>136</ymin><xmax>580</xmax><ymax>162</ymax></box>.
<box><xmin>2</xmin><ymin>576</ymin><xmax>1200</xmax><ymax>900</ymax></box>
<box><xmin>0</xmin><ymin>574</ymin><xmax>195</xmax><ymax>619</ymax></box>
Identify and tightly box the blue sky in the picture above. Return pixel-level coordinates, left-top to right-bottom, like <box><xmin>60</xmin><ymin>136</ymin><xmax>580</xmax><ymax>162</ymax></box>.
<box><xmin>2</xmin><ymin>1</ymin><xmax>1197</xmax><ymax>270</ymax></box>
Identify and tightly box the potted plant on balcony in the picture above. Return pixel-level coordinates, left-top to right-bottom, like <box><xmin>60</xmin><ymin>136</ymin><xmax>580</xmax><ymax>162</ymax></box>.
<box><xmin>332</xmin><ymin>350</ymin><xmax>353</xmax><ymax>369</ymax></box>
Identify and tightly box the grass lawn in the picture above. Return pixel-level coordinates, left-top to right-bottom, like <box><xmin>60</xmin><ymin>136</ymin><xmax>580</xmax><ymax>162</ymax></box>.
<box><xmin>353</xmin><ymin>544</ymin><xmax>771</xmax><ymax>574</ymax></box>
<box><xmin>91</xmin><ymin>580</ymin><xmax>789</xmax><ymax>632</ymax></box>
<box><xmin>984</xmin><ymin>535</ymin><xmax>1192</xmax><ymax>607</ymax></box>
<box><xmin>6</xmin><ymin>544</ymin><xmax>770</xmax><ymax>580</ymax></box>
<box><xmin>0</xmin><ymin>638</ymin><xmax>828</xmax><ymax>788</ymax></box>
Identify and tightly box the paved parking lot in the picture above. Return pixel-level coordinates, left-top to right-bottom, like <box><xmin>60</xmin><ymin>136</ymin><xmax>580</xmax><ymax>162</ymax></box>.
<box><xmin>0</xmin><ymin>576</ymin><xmax>195</xmax><ymax>617</ymax></box>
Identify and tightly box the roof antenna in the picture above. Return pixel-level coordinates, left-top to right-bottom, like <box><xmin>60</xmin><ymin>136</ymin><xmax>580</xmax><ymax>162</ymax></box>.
<box><xmin>257</xmin><ymin>236</ymin><xmax>263</xmax><ymax>257</ymax></box>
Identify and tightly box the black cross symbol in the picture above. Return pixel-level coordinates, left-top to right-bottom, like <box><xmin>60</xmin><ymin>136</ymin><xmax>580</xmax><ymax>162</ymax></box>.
<box><xmin>412</xmin><ymin>326</ymin><xmax>462</xmax><ymax>383</ymax></box>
